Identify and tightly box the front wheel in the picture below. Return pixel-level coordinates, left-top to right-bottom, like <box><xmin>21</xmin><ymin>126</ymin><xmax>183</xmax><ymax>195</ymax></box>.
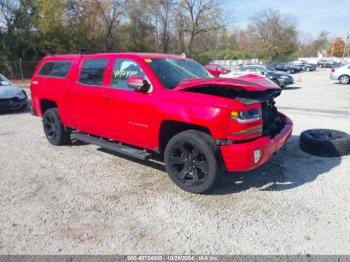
<box><xmin>164</xmin><ymin>130</ymin><xmax>222</xmax><ymax>193</ymax></box>
<box><xmin>339</xmin><ymin>75</ymin><xmax>350</xmax><ymax>85</ymax></box>
<box><xmin>43</xmin><ymin>108</ymin><xmax>71</xmax><ymax>145</ymax></box>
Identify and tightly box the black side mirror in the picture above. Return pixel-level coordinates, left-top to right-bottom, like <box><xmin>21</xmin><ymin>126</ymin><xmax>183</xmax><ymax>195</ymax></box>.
<box><xmin>127</xmin><ymin>76</ymin><xmax>151</xmax><ymax>92</ymax></box>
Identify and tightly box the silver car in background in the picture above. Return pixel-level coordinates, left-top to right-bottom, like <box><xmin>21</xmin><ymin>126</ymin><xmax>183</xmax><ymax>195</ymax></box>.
<box><xmin>0</xmin><ymin>74</ymin><xmax>28</xmax><ymax>112</ymax></box>
<box><xmin>330</xmin><ymin>64</ymin><xmax>350</xmax><ymax>84</ymax></box>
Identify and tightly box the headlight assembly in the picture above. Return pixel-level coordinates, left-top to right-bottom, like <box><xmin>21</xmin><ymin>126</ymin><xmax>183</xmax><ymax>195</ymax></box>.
<box><xmin>16</xmin><ymin>90</ymin><xmax>26</xmax><ymax>100</ymax></box>
<box><xmin>231</xmin><ymin>107</ymin><xmax>262</xmax><ymax>123</ymax></box>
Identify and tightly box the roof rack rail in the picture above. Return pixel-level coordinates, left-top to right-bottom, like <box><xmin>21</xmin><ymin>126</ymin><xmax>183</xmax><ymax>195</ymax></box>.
<box><xmin>77</xmin><ymin>48</ymin><xmax>117</xmax><ymax>55</ymax></box>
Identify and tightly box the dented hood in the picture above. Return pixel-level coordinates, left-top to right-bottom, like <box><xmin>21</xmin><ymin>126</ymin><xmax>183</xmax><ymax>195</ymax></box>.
<box><xmin>174</xmin><ymin>74</ymin><xmax>281</xmax><ymax>92</ymax></box>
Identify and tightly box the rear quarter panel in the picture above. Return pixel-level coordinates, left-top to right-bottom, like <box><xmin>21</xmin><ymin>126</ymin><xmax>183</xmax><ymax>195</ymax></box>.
<box><xmin>31</xmin><ymin>56</ymin><xmax>81</xmax><ymax>127</ymax></box>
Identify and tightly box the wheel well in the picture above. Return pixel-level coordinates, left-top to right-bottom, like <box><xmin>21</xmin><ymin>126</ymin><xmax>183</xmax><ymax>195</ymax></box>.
<box><xmin>339</xmin><ymin>74</ymin><xmax>350</xmax><ymax>79</ymax></box>
<box><xmin>41</xmin><ymin>99</ymin><xmax>57</xmax><ymax>114</ymax></box>
<box><xmin>159</xmin><ymin>120</ymin><xmax>211</xmax><ymax>153</ymax></box>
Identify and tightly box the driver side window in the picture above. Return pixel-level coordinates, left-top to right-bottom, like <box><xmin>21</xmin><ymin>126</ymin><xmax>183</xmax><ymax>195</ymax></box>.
<box><xmin>111</xmin><ymin>59</ymin><xmax>145</xmax><ymax>90</ymax></box>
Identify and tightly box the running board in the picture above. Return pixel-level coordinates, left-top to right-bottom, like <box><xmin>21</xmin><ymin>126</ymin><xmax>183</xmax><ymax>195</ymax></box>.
<box><xmin>71</xmin><ymin>132</ymin><xmax>152</xmax><ymax>161</ymax></box>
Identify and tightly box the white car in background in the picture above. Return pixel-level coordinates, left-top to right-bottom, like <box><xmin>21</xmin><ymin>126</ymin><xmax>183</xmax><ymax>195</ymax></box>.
<box><xmin>330</xmin><ymin>64</ymin><xmax>350</xmax><ymax>84</ymax></box>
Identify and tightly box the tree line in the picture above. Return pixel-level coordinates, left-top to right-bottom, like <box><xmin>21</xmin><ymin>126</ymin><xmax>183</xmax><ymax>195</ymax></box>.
<box><xmin>0</xmin><ymin>0</ymin><xmax>346</xmax><ymax>77</ymax></box>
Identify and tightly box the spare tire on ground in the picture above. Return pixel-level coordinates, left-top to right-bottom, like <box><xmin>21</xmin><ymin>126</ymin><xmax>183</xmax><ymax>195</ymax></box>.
<box><xmin>300</xmin><ymin>129</ymin><xmax>350</xmax><ymax>157</ymax></box>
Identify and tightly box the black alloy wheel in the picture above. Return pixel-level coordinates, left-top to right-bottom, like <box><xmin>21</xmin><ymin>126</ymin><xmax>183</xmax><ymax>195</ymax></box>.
<box><xmin>43</xmin><ymin>108</ymin><xmax>71</xmax><ymax>145</ymax></box>
<box><xmin>44</xmin><ymin>113</ymin><xmax>58</xmax><ymax>140</ymax></box>
<box><xmin>164</xmin><ymin>130</ymin><xmax>222</xmax><ymax>193</ymax></box>
<box><xmin>167</xmin><ymin>141</ymin><xmax>209</xmax><ymax>187</ymax></box>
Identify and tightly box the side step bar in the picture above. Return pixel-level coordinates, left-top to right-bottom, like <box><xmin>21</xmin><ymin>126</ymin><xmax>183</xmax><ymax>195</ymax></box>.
<box><xmin>71</xmin><ymin>132</ymin><xmax>152</xmax><ymax>161</ymax></box>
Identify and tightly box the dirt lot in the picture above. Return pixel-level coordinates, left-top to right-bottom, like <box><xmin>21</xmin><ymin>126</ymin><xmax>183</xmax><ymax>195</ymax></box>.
<box><xmin>1</xmin><ymin>69</ymin><xmax>350</xmax><ymax>254</ymax></box>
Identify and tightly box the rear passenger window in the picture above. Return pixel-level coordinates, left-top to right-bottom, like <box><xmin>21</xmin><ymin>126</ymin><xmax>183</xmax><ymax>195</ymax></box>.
<box><xmin>38</xmin><ymin>61</ymin><xmax>72</xmax><ymax>78</ymax></box>
<box><xmin>79</xmin><ymin>59</ymin><xmax>108</xmax><ymax>86</ymax></box>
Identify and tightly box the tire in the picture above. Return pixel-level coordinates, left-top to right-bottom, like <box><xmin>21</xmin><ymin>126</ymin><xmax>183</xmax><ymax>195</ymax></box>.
<box><xmin>287</xmin><ymin>69</ymin><xmax>292</xmax><ymax>74</ymax></box>
<box><xmin>339</xmin><ymin>75</ymin><xmax>350</xmax><ymax>85</ymax></box>
<box><xmin>300</xmin><ymin>129</ymin><xmax>350</xmax><ymax>157</ymax></box>
<box><xmin>43</xmin><ymin>108</ymin><xmax>71</xmax><ymax>145</ymax></box>
<box><xmin>306</xmin><ymin>67</ymin><xmax>311</xmax><ymax>72</ymax></box>
<box><xmin>164</xmin><ymin>130</ymin><xmax>222</xmax><ymax>193</ymax></box>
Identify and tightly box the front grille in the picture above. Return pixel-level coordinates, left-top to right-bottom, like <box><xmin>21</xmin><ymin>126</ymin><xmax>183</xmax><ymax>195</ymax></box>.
<box><xmin>262</xmin><ymin>99</ymin><xmax>285</xmax><ymax>138</ymax></box>
<box><xmin>0</xmin><ymin>97</ymin><xmax>24</xmax><ymax>108</ymax></box>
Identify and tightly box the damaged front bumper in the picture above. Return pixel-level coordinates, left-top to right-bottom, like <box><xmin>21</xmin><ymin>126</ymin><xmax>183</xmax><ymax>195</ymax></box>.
<box><xmin>219</xmin><ymin>115</ymin><xmax>293</xmax><ymax>172</ymax></box>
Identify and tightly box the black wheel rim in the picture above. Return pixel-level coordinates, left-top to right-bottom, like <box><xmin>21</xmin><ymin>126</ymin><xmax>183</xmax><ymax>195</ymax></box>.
<box><xmin>44</xmin><ymin>114</ymin><xmax>58</xmax><ymax>140</ymax></box>
<box><xmin>168</xmin><ymin>141</ymin><xmax>209</xmax><ymax>187</ymax></box>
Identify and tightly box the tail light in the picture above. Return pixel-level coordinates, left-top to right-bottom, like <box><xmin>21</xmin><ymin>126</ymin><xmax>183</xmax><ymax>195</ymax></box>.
<box><xmin>331</xmin><ymin>68</ymin><xmax>335</xmax><ymax>72</ymax></box>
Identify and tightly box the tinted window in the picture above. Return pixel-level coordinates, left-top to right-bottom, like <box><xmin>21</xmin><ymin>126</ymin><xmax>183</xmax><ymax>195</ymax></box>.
<box><xmin>149</xmin><ymin>58</ymin><xmax>212</xmax><ymax>89</ymax></box>
<box><xmin>38</xmin><ymin>61</ymin><xmax>72</xmax><ymax>78</ymax></box>
<box><xmin>79</xmin><ymin>59</ymin><xmax>108</xmax><ymax>86</ymax></box>
<box><xmin>111</xmin><ymin>59</ymin><xmax>145</xmax><ymax>90</ymax></box>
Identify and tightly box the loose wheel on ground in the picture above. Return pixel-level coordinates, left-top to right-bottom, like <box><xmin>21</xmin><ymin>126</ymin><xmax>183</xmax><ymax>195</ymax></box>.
<box><xmin>300</xmin><ymin>129</ymin><xmax>350</xmax><ymax>157</ymax></box>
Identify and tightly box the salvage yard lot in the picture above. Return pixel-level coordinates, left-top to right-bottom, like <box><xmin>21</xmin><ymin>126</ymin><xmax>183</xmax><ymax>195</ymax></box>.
<box><xmin>1</xmin><ymin>69</ymin><xmax>350</xmax><ymax>254</ymax></box>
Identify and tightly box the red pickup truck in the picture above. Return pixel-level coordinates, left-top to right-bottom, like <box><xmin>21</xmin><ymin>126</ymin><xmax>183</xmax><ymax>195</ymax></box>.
<box><xmin>31</xmin><ymin>53</ymin><xmax>292</xmax><ymax>193</ymax></box>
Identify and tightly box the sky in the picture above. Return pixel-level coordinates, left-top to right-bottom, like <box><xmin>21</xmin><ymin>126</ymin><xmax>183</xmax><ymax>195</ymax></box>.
<box><xmin>221</xmin><ymin>0</ymin><xmax>350</xmax><ymax>38</ymax></box>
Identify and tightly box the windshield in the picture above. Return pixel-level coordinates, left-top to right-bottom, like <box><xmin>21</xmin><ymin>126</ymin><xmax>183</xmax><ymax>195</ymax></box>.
<box><xmin>0</xmin><ymin>74</ymin><xmax>12</xmax><ymax>85</ymax></box>
<box><xmin>148</xmin><ymin>58</ymin><xmax>212</xmax><ymax>89</ymax></box>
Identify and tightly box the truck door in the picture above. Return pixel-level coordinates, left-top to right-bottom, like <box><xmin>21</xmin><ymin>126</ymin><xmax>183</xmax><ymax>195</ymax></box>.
<box><xmin>70</xmin><ymin>57</ymin><xmax>109</xmax><ymax>136</ymax></box>
<box><xmin>100</xmin><ymin>58</ymin><xmax>159</xmax><ymax>150</ymax></box>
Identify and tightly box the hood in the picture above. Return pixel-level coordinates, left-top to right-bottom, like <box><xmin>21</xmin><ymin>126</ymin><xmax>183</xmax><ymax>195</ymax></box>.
<box><xmin>0</xmin><ymin>84</ymin><xmax>23</xmax><ymax>99</ymax></box>
<box><xmin>267</xmin><ymin>70</ymin><xmax>290</xmax><ymax>77</ymax></box>
<box><xmin>174</xmin><ymin>74</ymin><xmax>281</xmax><ymax>92</ymax></box>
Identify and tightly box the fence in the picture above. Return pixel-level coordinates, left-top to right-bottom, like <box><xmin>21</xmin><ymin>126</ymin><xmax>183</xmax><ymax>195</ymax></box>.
<box><xmin>211</xmin><ymin>59</ymin><xmax>261</xmax><ymax>68</ymax></box>
<box><xmin>299</xmin><ymin>57</ymin><xmax>350</xmax><ymax>64</ymax></box>
<box><xmin>0</xmin><ymin>60</ymin><xmax>39</xmax><ymax>80</ymax></box>
<box><xmin>212</xmin><ymin>57</ymin><xmax>350</xmax><ymax>69</ymax></box>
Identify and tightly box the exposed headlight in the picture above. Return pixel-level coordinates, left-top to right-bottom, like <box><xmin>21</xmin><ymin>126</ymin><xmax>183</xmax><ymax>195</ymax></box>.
<box><xmin>231</xmin><ymin>107</ymin><xmax>262</xmax><ymax>123</ymax></box>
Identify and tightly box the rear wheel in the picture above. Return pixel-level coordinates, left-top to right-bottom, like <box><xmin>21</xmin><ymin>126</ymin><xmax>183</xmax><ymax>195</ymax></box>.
<box><xmin>339</xmin><ymin>75</ymin><xmax>350</xmax><ymax>84</ymax></box>
<box><xmin>164</xmin><ymin>130</ymin><xmax>222</xmax><ymax>193</ymax></box>
<box><xmin>43</xmin><ymin>108</ymin><xmax>71</xmax><ymax>145</ymax></box>
<box><xmin>305</xmin><ymin>67</ymin><xmax>311</xmax><ymax>72</ymax></box>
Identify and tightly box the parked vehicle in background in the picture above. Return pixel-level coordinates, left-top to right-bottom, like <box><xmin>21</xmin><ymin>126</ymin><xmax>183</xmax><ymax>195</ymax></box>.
<box><xmin>330</xmin><ymin>64</ymin><xmax>350</xmax><ymax>84</ymax></box>
<box><xmin>221</xmin><ymin>65</ymin><xmax>294</xmax><ymax>88</ymax></box>
<box><xmin>317</xmin><ymin>59</ymin><xmax>344</xmax><ymax>68</ymax></box>
<box><xmin>290</xmin><ymin>60</ymin><xmax>317</xmax><ymax>71</ymax></box>
<box><xmin>205</xmin><ymin>64</ymin><xmax>230</xmax><ymax>77</ymax></box>
<box><xmin>0</xmin><ymin>73</ymin><xmax>28</xmax><ymax>112</ymax></box>
<box><xmin>30</xmin><ymin>53</ymin><xmax>293</xmax><ymax>193</ymax></box>
<box><xmin>269</xmin><ymin>63</ymin><xmax>302</xmax><ymax>74</ymax></box>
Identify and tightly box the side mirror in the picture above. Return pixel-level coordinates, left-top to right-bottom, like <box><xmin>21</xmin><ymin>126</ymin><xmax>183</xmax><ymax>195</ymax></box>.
<box><xmin>260</xmin><ymin>71</ymin><xmax>265</xmax><ymax>75</ymax></box>
<box><xmin>127</xmin><ymin>76</ymin><xmax>150</xmax><ymax>92</ymax></box>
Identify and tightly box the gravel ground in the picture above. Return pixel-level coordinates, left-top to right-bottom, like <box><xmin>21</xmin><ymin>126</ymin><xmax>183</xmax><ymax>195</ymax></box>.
<box><xmin>1</xmin><ymin>69</ymin><xmax>350</xmax><ymax>255</ymax></box>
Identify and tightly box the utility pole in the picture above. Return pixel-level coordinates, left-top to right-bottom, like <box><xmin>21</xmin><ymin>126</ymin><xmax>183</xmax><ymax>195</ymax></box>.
<box><xmin>343</xmin><ymin>33</ymin><xmax>349</xmax><ymax>59</ymax></box>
